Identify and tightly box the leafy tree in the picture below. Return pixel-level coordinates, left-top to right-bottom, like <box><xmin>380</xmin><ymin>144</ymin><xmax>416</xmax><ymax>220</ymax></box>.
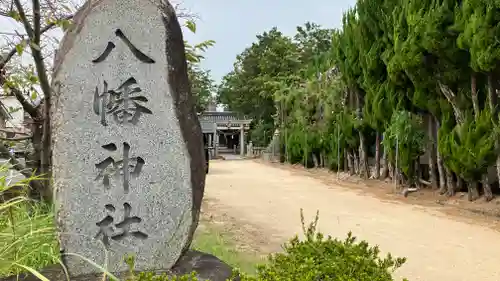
<box><xmin>220</xmin><ymin>0</ymin><xmax>500</xmax><ymax>202</ymax></box>
<box><xmin>334</xmin><ymin>9</ymin><xmax>371</xmax><ymax>178</ymax></box>
<box><xmin>356</xmin><ymin>0</ymin><xmax>403</xmax><ymax>179</ymax></box>
<box><xmin>218</xmin><ymin>28</ymin><xmax>301</xmax><ymax>144</ymax></box>
<box><xmin>188</xmin><ymin>65</ymin><xmax>215</xmax><ymax>113</ymax></box>
<box><xmin>453</xmin><ymin>0</ymin><xmax>500</xmax><ymax>200</ymax></box>
<box><xmin>383</xmin><ymin>111</ymin><xmax>426</xmax><ymax>186</ymax></box>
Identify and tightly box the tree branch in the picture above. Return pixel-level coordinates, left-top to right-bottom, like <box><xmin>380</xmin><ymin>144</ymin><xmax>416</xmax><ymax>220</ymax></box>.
<box><xmin>6</xmin><ymin>86</ymin><xmax>38</xmax><ymax>117</ymax></box>
<box><xmin>13</xmin><ymin>0</ymin><xmax>34</xmax><ymax>39</ymax></box>
<box><xmin>0</xmin><ymin>15</ymin><xmax>74</xmax><ymax>70</ymax></box>
<box><xmin>33</xmin><ymin>0</ymin><xmax>41</xmax><ymax>44</ymax></box>
<box><xmin>438</xmin><ymin>81</ymin><xmax>464</xmax><ymax>124</ymax></box>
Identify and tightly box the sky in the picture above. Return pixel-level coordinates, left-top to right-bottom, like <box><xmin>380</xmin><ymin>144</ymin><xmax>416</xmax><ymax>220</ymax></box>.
<box><xmin>181</xmin><ymin>0</ymin><xmax>356</xmax><ymax>84</ymax></box>
<box><xmin>0</xmin><ymin>0</ymin><xmax>356</xmax><ymax>85</ymax></box>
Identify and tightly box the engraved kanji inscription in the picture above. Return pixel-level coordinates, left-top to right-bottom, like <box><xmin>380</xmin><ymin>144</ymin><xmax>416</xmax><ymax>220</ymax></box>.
<box><xmin>92</xmin><ymin>29</ymin><xmax>155</xmax><ymax>63</ymax></box>
<box><xmin>113</xmin><ymin>203</ymin><xmax>148</xmax><ymax>241</ymax></box>
<box><xmin>95</xmin><ymin>203</ymin><xmax>148</xmax><ymax>249</ymax></box>
<box><xmin>94</xmin><ymin>204</ymin><xmax>116</xmax><ymax>248</ymax></box>
<box><xmin>93</xmin><ymin>77</ymin><xmax>153</xmax><ymax>126</ymax></box>
<box><xmin>95</xmin><ymin>142</ymin><xmax>145</xmax><ymax>194</ymax></box>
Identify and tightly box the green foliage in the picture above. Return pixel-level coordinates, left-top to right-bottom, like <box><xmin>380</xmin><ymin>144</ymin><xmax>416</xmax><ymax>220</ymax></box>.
<box><xmin>183</xmin><ymin>20</ymin><xmax>216</xmax><ymax>65</ymax></box>
<box><xmin>188</xmin><ymin>65</ymin><xmax>215</xmax><ymax>113</ymax></box>
<box><xmin>217</xmin><ymin>26</ymin><xmax>311</xmax><ymax>145</ymax></box>
<box><xmin>181</xmin><ymin>19</ymin><xmax>217</xmax><ymax>113</ymax></box>
<box><xmin>218</xmin><ymin>0</ymin><xmax>500</xmax><ymax>192</ymax></box>
<box><xmin>0</xmin><ymin>165</ymin><xmax>59</xmax><ymax>277</ymax></box>
<box><xmin>439</xmin><ymin>109</ymin><xmax>498</xmax><ymax>181</ymax></box>
<box><xmin>455</xmin><ymin>0</ymin><xmax>500</xmax><ymax>73</ymax></box>
<box><xmin>238</xmin><ymin>210</ymin><xmax>407</xmax><ymax>281</ymax></box>
<box><xmin>250</xmin><ymin>120</ymin><xmax>275</xmax><ymax>147</ymax></box>
<box><xmin>383</xmin><ymin>111</ymin><xmax>425</xmax><ymax>181</ymax></box>
<box><xmin>2</xmin><ymin>64</ymin><xmax>41</xmax><ymax>103</ymax></box>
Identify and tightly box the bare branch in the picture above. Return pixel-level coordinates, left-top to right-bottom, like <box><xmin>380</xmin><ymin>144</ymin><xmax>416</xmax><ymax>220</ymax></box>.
<box><xmin>438</xmin><ymin>81</ymin><xmax>464</xmax><ymax>124</ymax></box>
<box><xmin>13</xmin><ymin>0</ymin><xmax>34</xmax><ymax>39</ymax></box>
<box><xmin>33</xmin><ymin>0</ymin><xmax>41</xmax><ymax>44</ymax></box>
<box><xmin>6</xmin><ymin>85</ymin><xmax>38</xmax><ymax>117</ymax></box>
<box><xmin>0</xmin><ymin>14</ymin><xmax>73</xmax><ymax>70</ymax></box>
<box><xmin>10</xmin><ymin>0</ymin><xmax>53</xmax><ymax>121</ymax></box>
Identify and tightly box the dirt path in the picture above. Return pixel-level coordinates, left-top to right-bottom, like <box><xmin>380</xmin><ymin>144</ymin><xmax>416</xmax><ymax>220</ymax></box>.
<box><xmin>204</xmin><ymin>159</ymin><xmax>500</xmax><ymax>281</ymax></box>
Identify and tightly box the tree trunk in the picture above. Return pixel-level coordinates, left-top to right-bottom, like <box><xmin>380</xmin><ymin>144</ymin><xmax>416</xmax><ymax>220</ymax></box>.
<box><xmin>41</xmin><ymin>105</ymin><xmax>52</xmax><ymax>202</ymax></box>
<box><xmin>437</xmin><ymin>161</ymin><xmax>446</xmax><ymax>191</ymax></box>
<box><xmin>487</xmin><ymin>73</ymin><xmax>500</xmax><ymax>197</ymax></box>
<box><xmin>347</xmin><ymin>150</ymin><xmax>355</xmax><ymax>175</ymax></box>
<box><xmin>457</xmin><ymin>177</ymin><xmax>465</xmax><ymax>193</ymax></box>
<box><xmin>381</xmin><ymin>147</ymin><xmax>389</xmax><ymax>179</ymax></box>
<box><xmin>358</xmin><ymin>132</ymin><xmax>369</xmax><ymax>179</ymax></box>
<box><xmin>445</xmin><ymin>167</ymin><xmax>455</xmax><ymax>197</ymax></box>
<box><xmin>312</xmin><ymin>153</ymin><xmax>319</xmax><ymax>168</ymax></box>
<box><xmin>303</xmin><ymin>134</ymin><xmax>308</xmax><ymax>168</ymax></box>
<box><xmin>471</xmin><ymin>73</ymin><xmax>480</xmax><ymax>117</ymax></box>
<box><xmin>415</xmin><ymin>159</ymin><xmax>421</xmax><ymax>187</ymax></box>
<box><xmin>344</xmin><ymin>149</ymin><xmax>348</xmax><ymax>172</ymax></box>
<box><xmin>428</xmin><ymin>115</ymin><xmax>438</xmax><ymax>189</ymax></box>
<box><xmin>482</xmin><ymin>174</ymin><xmax>493</xmax><ymax>202</ymax></box>
<box><xmin>438</xmin><ymin>81</ymin><xmax>465</xmax><ymax>123</ymax></box>
<box><xmin>470</xmin><ymin>73</ymin><xmax>486</xmax><ymax>200</ymax></box>
<box><xmin>388</xmin><ymin>161</ymin><xmax>394</xmax><ymax>180</ymax></box>
<box><xmin>487</xmin><ymin>73</ymin><xmax>497</xmax><ymax>111</ymax></box>
<box><xmin>353</xmin><ymin>151</ymin><xmax>360</xmax><ymax>175</ymax></box>
<box><xmin>436</xmin><ymin>117</ymin><xmax>447</xmax><ymax>194</ymax></box>
<box><xmin>374</xmin><ymin>132</ymin><xmax>381</xmax><ymax>179</ymax></box>
<box><xmin>394</xmin><ymin>166</ymin><xmax>402</xmax><ymax>187</ymax></box>
<box><xmin>353</xmin><ymin>87</ymin><xmax>369</xmax><ymax>179</ymax></box>
<box><xmin>468</xmin><ymin>181</ymin><xmax>480</xmax><ymax>201</ymax></box>
<box><xmin>29</xmin><ymin>120</ymin><xmax>43</xmax><ymax>199</ymax></box>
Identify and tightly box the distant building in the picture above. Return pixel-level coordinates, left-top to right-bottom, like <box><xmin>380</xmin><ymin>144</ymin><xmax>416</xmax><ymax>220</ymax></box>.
<box><xmin>199</xmin><ymin>97</ymin><xmax>252</xmax><ymax>157</ymax></box>
<box><xmin>0</xmin><ymin>96</ymin><xmax>30</xmax><ymax>184</ymax></box>
<box><xmin>0</xmin><ymin>96</ymin><xmax>29</xmax><ymax>131</ymax></box>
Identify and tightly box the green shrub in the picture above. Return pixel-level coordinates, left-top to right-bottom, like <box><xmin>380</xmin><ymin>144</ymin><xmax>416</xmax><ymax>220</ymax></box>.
<box><xmin>0</xmin><ymin>165</ymin><xmax>59</xmax><ymax>277</ymax></box>
<box><xmin>237</xmin><ymin>210</ymin><xmax>408</xmax><ymax>281</ymax></box>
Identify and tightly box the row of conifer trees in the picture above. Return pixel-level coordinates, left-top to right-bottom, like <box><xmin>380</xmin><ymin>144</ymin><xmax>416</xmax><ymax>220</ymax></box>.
<box><xmin>219</xmin><ymin>0</ymin><xmax>500</xmax><ymax>201</ymax></box>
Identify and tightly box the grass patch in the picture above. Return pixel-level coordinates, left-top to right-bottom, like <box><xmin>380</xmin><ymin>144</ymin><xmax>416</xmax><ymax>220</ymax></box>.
<box><xmin>0</xmin><ymin>199</ymin><xmax>59</xmax><ymax>277</ymax></box>
<box><xmin>192</xmin><ymin>223</ymin><xmax>262</xmax><ymax>275</ymax></box>
<box><xmin>0</xmin><ymin>205</ymin><xmax>263</xmax><ymax>278</ymax></box>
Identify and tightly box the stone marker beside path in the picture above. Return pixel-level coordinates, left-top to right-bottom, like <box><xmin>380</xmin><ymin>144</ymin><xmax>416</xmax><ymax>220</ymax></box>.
<box><xmin>27</xmin><ymin>0</ymin><xmax>236</xmax><ymax>279</ymax></box>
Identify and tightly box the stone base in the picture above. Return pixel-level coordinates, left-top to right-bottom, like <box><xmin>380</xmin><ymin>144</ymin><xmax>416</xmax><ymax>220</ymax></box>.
<box><xmin>172</xmin><ymin>250</ymin><xmax>240</xmax><ymax>281</ymax></box>
<box><xmin>0</xmin><ymin>250</ymin><xmax>239</xmax><ymax>281</ymax></box>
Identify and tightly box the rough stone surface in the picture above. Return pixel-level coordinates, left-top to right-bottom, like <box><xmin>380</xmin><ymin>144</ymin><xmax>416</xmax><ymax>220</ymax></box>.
<box><xmin>172</xmin><ymin>250</ymin><xmax>240</xmax><ymax>281</ymax></box>
<box><xmin>51</xmin><ymin>0</ymin><xmax>204</xmax><ymax>276</ymax></box>
<box><xmin>0</xmin><ymin>250</ymin><xmax>239</xmax><ymax>281</ymax></box>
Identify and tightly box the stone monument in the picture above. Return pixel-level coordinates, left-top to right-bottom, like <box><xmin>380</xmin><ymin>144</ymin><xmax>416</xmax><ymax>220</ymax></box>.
<box><xmin>51</xmin><ymin>0</ymin><xmax>206</xmax><ymax>277</ymax></box>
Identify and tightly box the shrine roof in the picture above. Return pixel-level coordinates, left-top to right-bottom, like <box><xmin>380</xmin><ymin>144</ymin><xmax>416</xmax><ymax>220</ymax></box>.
<box><xmin>199</xmin><ymin>111</ymin><xmax>252</xmax><ymax>123</ymax></box>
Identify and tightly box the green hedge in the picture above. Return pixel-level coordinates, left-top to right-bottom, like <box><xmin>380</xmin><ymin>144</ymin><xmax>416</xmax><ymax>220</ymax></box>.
<box><xmin>132</xmin><ymin>211</ymin><xmax>408</xmax><ymax>281</ymax></box>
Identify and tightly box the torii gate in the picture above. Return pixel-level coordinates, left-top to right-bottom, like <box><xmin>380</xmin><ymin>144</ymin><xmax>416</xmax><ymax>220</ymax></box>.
<box><xmin>198</xmin><ymin>111</ymin><xmax>252</xmax><ymax>157</ymax></box>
